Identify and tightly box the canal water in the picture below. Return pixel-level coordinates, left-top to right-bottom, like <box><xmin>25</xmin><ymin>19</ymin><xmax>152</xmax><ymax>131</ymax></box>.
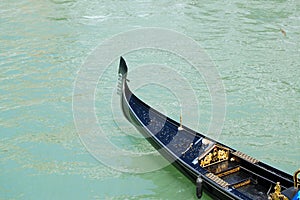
<box><xmin>1</xmin><ymin>0</ymin><xmax>299</xmax><ymax>199</ymax></box>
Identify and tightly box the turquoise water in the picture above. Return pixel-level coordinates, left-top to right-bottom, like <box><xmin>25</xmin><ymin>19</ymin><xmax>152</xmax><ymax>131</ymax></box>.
<box><xmin>1</xmin><ymin>0</ymin><xmax>299</xmax><ymax>199</ymax></box>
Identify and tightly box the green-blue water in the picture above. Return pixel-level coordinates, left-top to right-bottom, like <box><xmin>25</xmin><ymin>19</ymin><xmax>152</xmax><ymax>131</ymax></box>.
<box><xmin>1</xmin><ymin>0</ymin><xmax>299</xmax><ymax>199</ymax></box>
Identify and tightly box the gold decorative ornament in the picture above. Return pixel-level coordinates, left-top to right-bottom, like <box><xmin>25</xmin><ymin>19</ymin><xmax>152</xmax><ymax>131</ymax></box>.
<box><xmin>199</xmin><ymin>145</ymin><xmax>229</xmax><ymax>167</ymax></box>
<box><xmin>294</xmin><ymin>168</ymin><xmax>300</xmax><ymax>189</ymax></box>
<box><xmin>268</xmin><ymin>182</ymin><xmax>288</xmax><ymax>200</ymax></box>
<box><xmin>200</xmin><ymin>153</ymin><xmax>213</xmax><ymax>167</ymax></box>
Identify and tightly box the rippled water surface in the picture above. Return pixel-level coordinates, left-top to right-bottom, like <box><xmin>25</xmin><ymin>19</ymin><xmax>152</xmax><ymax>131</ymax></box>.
<box><xmin>1</xmin><ymin>0</ymin><xmax>299</xmax><ymax>199</ymax></box>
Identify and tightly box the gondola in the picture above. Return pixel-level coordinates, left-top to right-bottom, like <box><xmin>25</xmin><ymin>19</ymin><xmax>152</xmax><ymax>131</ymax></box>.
<box><xmin>117</xmin><ymin>57</ymin><xmax>300</xmax><ymax>200</ymax></box>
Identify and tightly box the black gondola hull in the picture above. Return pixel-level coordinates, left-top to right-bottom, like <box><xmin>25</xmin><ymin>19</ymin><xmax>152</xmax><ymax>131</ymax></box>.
<box><xmin>120</xmin><ymin>91</ymin><xmax>238</xmax><ymax>200</ymax></box>
<box><xmin>118</xmin><ymin>57</ymin><xmax>298</xmax><ymax>200</ymax></box>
